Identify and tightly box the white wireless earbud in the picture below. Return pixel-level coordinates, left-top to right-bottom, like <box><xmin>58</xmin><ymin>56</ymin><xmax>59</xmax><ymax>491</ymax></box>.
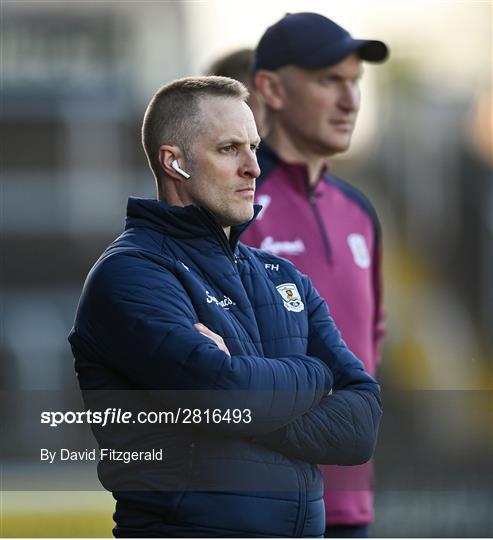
<box><xmin>171</xmin><ymin>159</ymin><xmax>191</xmax><ymax>179</ymax></box>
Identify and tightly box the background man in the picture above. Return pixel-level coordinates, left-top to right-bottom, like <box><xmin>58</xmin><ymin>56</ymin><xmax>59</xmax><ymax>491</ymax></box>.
<box><xmin>68</xmin><ymin>76</ymin><xmax>382</xmax><ymax>537</ymax></box>
<box><xmin>237</xmin><ymin>12</ymin><xmax>390</xmax><ymax>538</ymax></box>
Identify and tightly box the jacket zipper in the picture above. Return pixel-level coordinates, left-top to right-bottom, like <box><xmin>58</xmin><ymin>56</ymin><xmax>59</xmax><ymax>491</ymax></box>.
<box><xmin>196</xmin><ymin>207</ymin><xmax>266</xmax><ymax>356</ymax></box>
<box><xmin>294</xmin><ymin>467</ymin><xmax>308</xmax><ymax>537</ymax></box>
<box><xmin>198</xmin><ymin>209</ymin><xmax>239</xmax><ymax>267</ymax></box>
<box><xmin>308</xmin><ymin>189</ymin><xmax>333</xmax><ymax>261</ymax></box>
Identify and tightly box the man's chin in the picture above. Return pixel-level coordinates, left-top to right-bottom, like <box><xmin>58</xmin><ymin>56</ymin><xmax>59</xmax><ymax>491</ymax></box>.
<box><xmin>323</xmin><ymin>141</ymin><xmax>351</xmax><ymax>156</ymax></box>
<box><xmin>234</xmin><ymin>214</ymin><xmax>255</xmax><ymax>227</ymax></box>
<box><xmin>215</xmin><ymin>208</ymin><xmax>255</xmax><ymax>229</ymax></box>
<box><xmin>323</xmin><ymin>133</ymin><xmax>353</xmax><ymax>154</ymax></box>
<box><xmin>242</xmin><ymin>207</ymin><xmax>256</xmax><ymax>224</ymax></box>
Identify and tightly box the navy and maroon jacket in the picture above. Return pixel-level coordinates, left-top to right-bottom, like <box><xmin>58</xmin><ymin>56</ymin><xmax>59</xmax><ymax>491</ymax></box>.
<box><xmin>242</xmin><ymin>143</ymin><xmax>385</xmax><ymax>526</ymax></box>
<box><xmin>69</xmin><ymin>197</ymin><xmax>382</xmax><ymax>537</ymax></box>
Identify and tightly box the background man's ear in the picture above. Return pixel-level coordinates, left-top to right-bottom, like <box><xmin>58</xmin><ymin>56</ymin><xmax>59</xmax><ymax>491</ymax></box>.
<box><xmin>254</xmin><ymin>70</ymin><xmax>285</xmax><ymax>111</ymax></box>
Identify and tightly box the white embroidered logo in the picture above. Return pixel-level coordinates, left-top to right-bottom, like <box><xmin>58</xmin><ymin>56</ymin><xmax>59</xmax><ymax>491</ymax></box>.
<box><xmin>205</xmin><ymin>290</ymin><xmax>235</xmax><ymax>309</ymax></box>
<box><xmin>256</xmin><ymin>194</ymin><xmax>272</xmax><ymax>220</ymax></box>
<box><xmin>347</xmin><ymin>234</ymin><xmax>370</xmax><ymax>269</ymax></box>
<box><xmin>260</xmin><ymin>236</ymin><xmax>305</xmax><ymax>256</ymax></box>
<box><xmin>276</xmin><ymin>283</ymin><xmax>305</xmax><ymax>313</ymax></box>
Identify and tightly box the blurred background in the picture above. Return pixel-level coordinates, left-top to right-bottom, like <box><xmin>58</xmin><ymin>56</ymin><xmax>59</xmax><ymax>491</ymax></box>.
<box><xmin>1</xmin><ymin>0</ymin><xmax>491</xmax><ymax>537</ymax></box>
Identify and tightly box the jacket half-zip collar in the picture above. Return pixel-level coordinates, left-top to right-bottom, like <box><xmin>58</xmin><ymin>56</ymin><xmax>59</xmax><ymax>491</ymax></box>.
<box><xmin>196</xmin><ymin>205</ymin><xmax>263</xmax><ymax>264</ymax></box>
<box><xmin>125</xmin><ymin>198</ymin><xmax>262</xmax><ymax>266</ymax></box>
<box><xmin>307</xmin><ymin>185</ymin><xmax>333</xmax><ymax>261</ymax></box>
<box><xmin>255</xmin><ymin>142</ymin><xmax>334</xmax><ymax>262</ymax></box>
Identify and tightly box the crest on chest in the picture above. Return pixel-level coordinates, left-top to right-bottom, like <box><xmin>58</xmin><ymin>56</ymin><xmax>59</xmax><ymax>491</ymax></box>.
<box><xmin>275</xmin><ymin>283</ymin><xmax>305</xmax><ymax>313</ymax></box>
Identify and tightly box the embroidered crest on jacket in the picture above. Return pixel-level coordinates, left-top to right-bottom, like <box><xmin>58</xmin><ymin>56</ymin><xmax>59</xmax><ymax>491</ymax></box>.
<box><xmin>276</xmin><ymin>283</ymin><xmax>305</xmax><ymax>313</ymax></box>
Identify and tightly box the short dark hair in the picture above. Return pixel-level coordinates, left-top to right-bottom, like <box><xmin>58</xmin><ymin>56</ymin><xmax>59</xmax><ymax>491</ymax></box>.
<box><xmin>206</xmin><ymin>48</ymin><xmax>254</xmax><ymax>87</ymax></box>
<box><xmin>142</xmin><ymin>76</ymin><xmax>249</xmax><ymax>181</ymax></box>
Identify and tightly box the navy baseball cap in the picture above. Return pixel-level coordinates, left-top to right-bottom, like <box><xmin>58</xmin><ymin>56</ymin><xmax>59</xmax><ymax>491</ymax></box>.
<box><xmin>253</xmin><ymin>12</ymin><xmax>389</xmax><ymax>72</ymax></box>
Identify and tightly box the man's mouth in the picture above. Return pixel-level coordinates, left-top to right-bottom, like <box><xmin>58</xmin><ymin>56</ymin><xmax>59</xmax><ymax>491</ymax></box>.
<box><xmin>330</xmin><ymin>119</ymin><xmax>354</xmax><ymax>129</ymax></box>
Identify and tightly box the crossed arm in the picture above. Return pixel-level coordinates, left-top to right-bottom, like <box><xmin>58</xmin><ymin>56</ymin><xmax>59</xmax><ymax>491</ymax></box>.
<box><xmin>195</xmin><ymin>275</ymin><xmax>382</xmax><ymax>465</ymax></box>
<box><xmin>70</xmin><ymin>252</ymin><xmax>381</xmax><ymax>465</ymax></box>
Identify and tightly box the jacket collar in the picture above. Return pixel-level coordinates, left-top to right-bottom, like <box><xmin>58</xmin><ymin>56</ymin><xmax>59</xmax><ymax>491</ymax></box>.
<box><xmin>258</xmin><ymin>140</ymin><xmax>332</xmax><ymax>187</ymax></box>
<box><xmin>125</xmin><ymin>197</ymin><xmax>262</xmax><ymax>250</ymax></box>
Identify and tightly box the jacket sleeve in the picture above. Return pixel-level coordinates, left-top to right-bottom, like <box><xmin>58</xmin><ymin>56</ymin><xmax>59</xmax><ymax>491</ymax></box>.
<box><xmin>69</xmin><ymin>252</ymin><xmax>333</xmax><ymax>436</ymax></box>
<box><xmin>253</xmin><ymin>274</ymin><xmax>382</xmax><ymax>464</ymax></box>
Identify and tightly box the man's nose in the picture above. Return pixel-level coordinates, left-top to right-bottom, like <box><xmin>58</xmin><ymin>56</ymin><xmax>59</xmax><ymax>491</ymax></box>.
<box><xmin>241</xmin><ymin>150</ymin><xmax>261</xmax><ymax>179</ymax></box>
<box><xmin>339</xmin><ymin>82</ymin><xmax>359</xmax><ymax>112</ymax></box>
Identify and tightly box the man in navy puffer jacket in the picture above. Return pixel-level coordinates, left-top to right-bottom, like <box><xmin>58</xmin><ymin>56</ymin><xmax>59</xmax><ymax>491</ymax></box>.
<box><xmin>68</xmin><ymin>76</ymin><xmax>382</xmax><ymax>537</ymax></box>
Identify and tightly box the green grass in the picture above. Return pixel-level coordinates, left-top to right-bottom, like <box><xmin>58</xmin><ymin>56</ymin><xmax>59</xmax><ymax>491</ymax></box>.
<box><xmin>1</xmin><ymin>510</ymin><xmax>114</xmax><ymax>538</ymax></box>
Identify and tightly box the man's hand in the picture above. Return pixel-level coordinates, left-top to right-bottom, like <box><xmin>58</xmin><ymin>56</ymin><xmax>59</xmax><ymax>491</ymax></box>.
<box><xmin>194</xmin><ymin>323</ymin><xmax>231</xmax><ymax>356</ymax></box>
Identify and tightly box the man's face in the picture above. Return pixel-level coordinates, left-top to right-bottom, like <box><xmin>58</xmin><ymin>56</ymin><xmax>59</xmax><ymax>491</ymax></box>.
<box><xmin>276</xmin><ymin>54</ymin><xmax>363</xmax><ymax>156</ymax></box>
<box><xmin>181</xmin><ymin>97</ymin><xmax>261</xmax><ymax>229</ymax></box>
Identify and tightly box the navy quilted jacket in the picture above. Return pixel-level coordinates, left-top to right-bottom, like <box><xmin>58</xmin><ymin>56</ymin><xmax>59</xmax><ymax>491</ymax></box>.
<box><xmin>69</xmin><ymin>197</ymin><xmax>382</xmax><ymax>537</ymax></box>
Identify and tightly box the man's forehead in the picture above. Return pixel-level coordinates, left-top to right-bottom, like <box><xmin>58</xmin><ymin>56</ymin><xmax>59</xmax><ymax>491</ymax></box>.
<box><xmin>198</xmin><ymin>96</ymin><xmax>258</xmax><ymax>138</ymax></box>
<box><xmin>199</xmin><ymin>95</ymin><xmax>248</xmax><ymax>116</ymax></box>
<box><xmin>280</xmin><ymin>55</ymin><xmax>363</xmax><ymax>78</ymax></box>
<box><xmin>320</xmin><ymin>55</ymin><xmax>363</xmax><ymax>73</ymax></box>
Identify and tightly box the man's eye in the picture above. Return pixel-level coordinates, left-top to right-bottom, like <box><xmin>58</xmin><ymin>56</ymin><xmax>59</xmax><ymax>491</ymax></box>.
<box><xmin>221</xmin><ymin>145</ymin><xmax>235</xmax><ymax>153</ymax></box>
<box><xmin>250</xmin><ymin>145</ymin><xmax>258</xmax><ymax>153</ymax></box>
<box><xmin>320</xmin><ymin>76</ymin><xmax>336</xmax><ymax>85</ymax></box>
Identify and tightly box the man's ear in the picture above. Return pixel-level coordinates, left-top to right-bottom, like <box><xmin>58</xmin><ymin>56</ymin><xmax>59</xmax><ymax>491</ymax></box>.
<box><xmin>254</xmin><ymin>70</ymin><xmax>285</xmax><ymax>111</ymax></box>
<box><xmin>159</xmin><ymin>145</ymin><xmax>188</xmax><ymax>180</ymax></box>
